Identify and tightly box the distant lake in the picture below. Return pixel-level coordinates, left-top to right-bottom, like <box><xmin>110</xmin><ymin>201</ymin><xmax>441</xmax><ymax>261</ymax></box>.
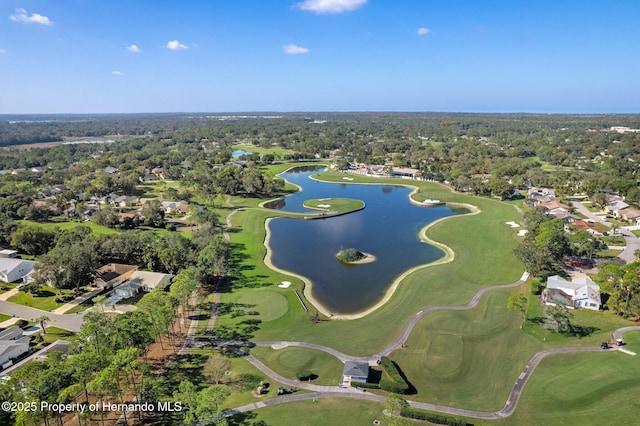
<box><xmin>232</xmin><ymin>149</ymin><xmax>253</xmax><ymax>159</ymax></box>
<box><xmin>266</xmin><ymin>166</ymin><xmax>456</xmax><ymax>315</ymax></box>
<box><xmin>63</xmin><ymin>138</ymin><xmax>118</xmax><ymax>145</ymax></box>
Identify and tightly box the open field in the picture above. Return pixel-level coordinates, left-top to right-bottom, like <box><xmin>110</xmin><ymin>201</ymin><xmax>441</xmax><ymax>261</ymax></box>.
<box><xmin>232</xmin><ymin>143</ymin><xmax>298</xmax><ymax>159</ymax></box>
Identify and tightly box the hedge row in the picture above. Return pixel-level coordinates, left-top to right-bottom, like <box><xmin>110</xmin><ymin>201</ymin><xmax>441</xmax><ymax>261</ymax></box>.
<box><xmin>379</xmin><ymin>356</ymin><xmax>410</xmax><ymax>394</ymax></box>
<box><xmin>401</xmin><ymin>407</ymin><xmax>471</xmax><ymax>426</ymax></box>
<box><xmin>350</xmin><ymin>381</ymin><xmax>380</xmax><ymax>389</ymax></box>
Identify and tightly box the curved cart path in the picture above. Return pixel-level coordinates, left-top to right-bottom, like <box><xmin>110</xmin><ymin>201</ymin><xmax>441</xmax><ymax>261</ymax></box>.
<box><xmin>257</xmin><ymin>272</ymin><xmax>530</xmax><ymax>362</ymax></box>
<box><xmin>218</xmin><ymin>345</ymin><xmax>620</xmax><ymax>421</ymax></box>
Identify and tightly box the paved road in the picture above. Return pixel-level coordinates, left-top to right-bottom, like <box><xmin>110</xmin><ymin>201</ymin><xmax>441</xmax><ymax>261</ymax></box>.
<box><xmin>0</xmin><ymin>300</ymin><xmax>84</xmax><ymax>332</ymax></box>
<box><xmin>568</xmin><ymin>199</ymin><xmax>639</xmax><ymax>263</ymax></box>
<box><xmin>569</xmin><ymin>199</ymin><xmax>611</xmax><ymax>226</ymax></box>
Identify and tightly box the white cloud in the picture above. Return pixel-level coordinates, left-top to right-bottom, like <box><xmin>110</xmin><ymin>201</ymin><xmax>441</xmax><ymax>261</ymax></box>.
<box><xmin>417</xmin><ymin>27</ymin><xmax>431</xmax><ymax>36</ymax></box>
<box><xmin>112</xmin><ymin>71</ymin><xmax>124</xmax><ymax>76</ymax></box>
<box><xmin>10</xmin><ymin>8</ymin><xmax>52</xmax><ymax>25</ymax></box>
<box><xmin>127</xmin><ymin>44</ymin><xmax>142</xmax><ymax>53</ymax></box>
<box><xmin>296</xmin><ymin>0</ymin><xmax>366</xmax><ymax>14</ymax></box>
<box><xmin>283</xmin><ymin>44</ymin><xmax>310</xmax><ymax>54</ymax></box>
<box><xmin>167</xmin><ymin>40</ymin><xmax>188</xmax><ymax>50</ymax></box>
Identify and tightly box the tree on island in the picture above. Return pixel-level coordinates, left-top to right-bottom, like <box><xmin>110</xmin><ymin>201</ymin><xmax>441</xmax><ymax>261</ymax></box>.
<box><xmin>336</xmin><ymin>248</ymin><xmax>366</xmax><ymax>262</ymax></box>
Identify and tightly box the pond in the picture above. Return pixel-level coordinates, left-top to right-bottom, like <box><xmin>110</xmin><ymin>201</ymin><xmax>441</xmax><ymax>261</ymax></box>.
<box><xmin>266</xmin><ymin>166</ymin><xmax>458</xmax><ymax>315</ymax></box>
<box><xmin>232</xmin><ymin>149</ymin><xmax>254</xmax><ymax>159</ymax></box>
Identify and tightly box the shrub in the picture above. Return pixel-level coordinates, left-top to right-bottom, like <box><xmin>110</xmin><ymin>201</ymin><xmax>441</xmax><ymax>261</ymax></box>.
<box><xmin>379</xmin><ymin>356</ymin><xmax>410</xmax><ymax>394</ymax></box>
<box><xmin>401</xmin><ymin>407</ymin><xmax>470</xmax><ymax>426</ymax></box>
<box><xmin>351</xmin><ymin>381</ymin><xmax>380</xmax><ymax>389</ymax></box>
<box><xmin>296</xmin><ymin>370</ymin><xmax>313</xmax><ymax>381</ymax></box>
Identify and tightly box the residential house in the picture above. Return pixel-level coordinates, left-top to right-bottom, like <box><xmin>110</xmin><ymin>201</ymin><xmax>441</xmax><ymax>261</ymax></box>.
<box><xmin>0</xmin><ymin>258</ymin><xmax>36</xmax><ymax>284</ymax></box>
<box><xmin>161</xmin><ymin>200</ymin><xmax>189</xmax><ymax>215</ymax></box>
<box><xmin>94</xmin><ymin>263</ymin><xmax>138</xmax><ymax>289</ymax></box>
<box><xmin>615</xmin><ymin>206</ymin><xmax>640</xmax><ymax>223</ymax></box>
<box><xmin>0</xmin><ymin>327</ymin><xmax>31</xmax><ymax>369</ymax></box>
<box><xmin>140</xmin><ymin>172</ymin><xmax>159</xmax><ymax>182</ymax></box>
<box><xmin>391</xmin><ymin>167</ymin><xmax>422</xmax><ymax>179</ymax></box>
<box><xmin>542</xmin><ymin>275</ymin><xmax>601</xmax><ymax>311</ymax></box>
<box><xmin>0</xmin><ymin>249</ymin><xmax>18</xmax><ymax>259</ymax></box>
<box><xmin>569</xmin><ymin>220</ymin><xmax>605</xmax><ymax>236</ymax></box>
<box><xmin>107</xmin><ymin>270</ymin><xmax>173</xmax><ymax>305</ymax></box>
<box><xmin>126</xmin><ymin>270</ymin><xmax>174</xmax><ymax>292</ymax></box>
<box><xmin>342</xmin><ymin>361</ymin><xmax>370</xmax><ymax>385</ymax></box>
<box><xmin>103</xmin><ymin>166</ymin><xmax>120</xmax><ymax>174</ymax></box>
<box><xmin>113</xmin><ymin>195</ymin><xmax>140</xmax><ymax>208</ymax></box>
<box><xmin>605</xmin><ymin>199</ymin><xmax>629</xmax><ymax>214</ymax></box>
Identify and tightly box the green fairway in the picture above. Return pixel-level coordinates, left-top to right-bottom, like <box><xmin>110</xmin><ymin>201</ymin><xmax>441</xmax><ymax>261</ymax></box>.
<box><xmin>217</xmin><ymin>163</ymin><xmax>639</xmax><ymax>424</ymax></box>
<box><xmin>302</xmin><ymin>197</ymin><xmax>365</xmax><ymax>215</ymax></box>
<box><xmin>483</xmin><ymin>333</ymin><xmax>640</xmax><ymax>426</ymax></box>
<box><xmin>223</xmin><ymin>170</ymin><xmax>524</xmax><ymax>355</ymax></box>
<box><xmin>390</xmin><ymin>286</ymin><xmax>543</xmax><ymax>411</ymax></box>
<box><xmin>231</xmin><ymin>398</ymin><xmax>388</xmax><ymax>426</ymax></box>
<box><xmin>235</xmin><ymin>289</ymin><xmax>290</xmax><ymax>322</ymax></box>
<box><xmin>250</xmin><ymin>346</ymin><xmax>344</xmax><ymax>385</ymax></box>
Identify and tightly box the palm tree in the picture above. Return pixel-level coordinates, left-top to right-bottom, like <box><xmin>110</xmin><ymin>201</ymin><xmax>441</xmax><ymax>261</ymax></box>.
<box><xmin>35</xmin><ymin>315</ymin><xmax>50</xmax><ymax>334</ymax></box>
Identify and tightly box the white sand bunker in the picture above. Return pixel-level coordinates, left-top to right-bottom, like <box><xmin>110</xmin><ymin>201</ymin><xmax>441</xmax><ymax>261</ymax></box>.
<box><xmin>278</xmin><ymin>281</ymin><xmax>292</xmax><ymax>288</ymax></box>
<box><xmin>317</xmin><ymin>204</ymin><xmax>331</xmax><ymax>208</ymax></box>
<box><xmin>342</xmin><ymin>177</ymin><xmax>353</xmax><ymax>181</ymax></box>
<box><xmin>506</xmin><ymin>221</ymin><xmax>520</xmax><ymax>228</ymax></box>
<box><xmin>517</xmin><ymin>230</ymin><xmax>528</xmax><ymax>237</ymax></box>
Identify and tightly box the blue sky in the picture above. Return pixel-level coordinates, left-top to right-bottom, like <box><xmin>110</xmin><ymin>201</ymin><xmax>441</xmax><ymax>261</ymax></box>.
<box><xmin>1</xmin><ymin>0</ymin><xmax>639</xmax><ymax>113</ymax></box>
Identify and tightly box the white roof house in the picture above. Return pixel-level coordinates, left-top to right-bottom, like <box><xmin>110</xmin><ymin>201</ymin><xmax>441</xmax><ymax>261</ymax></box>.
<box><xmin>127</xmin><ymin>271</ymin><xmax>174</xmax><ymax>292</ymax></box>
<box><xmin>0</xmin><ymin>259</ymin><xmax>36</xmax><ymax>284</ymax></box>
<box><xmin>543</xmin><ymin>275</ymin><xmax>601</xmax><ymax>311</ymax></box>
<box><xmin>0</xmin><ymin>326</ymin><xmax>31</xmax><ymax>368</ymax></box>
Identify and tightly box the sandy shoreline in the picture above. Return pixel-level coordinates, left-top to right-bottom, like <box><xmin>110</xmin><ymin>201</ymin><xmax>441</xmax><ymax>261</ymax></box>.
<box><xmin>260</xmin><ymin>175</ymin><xmax>481</xmax><ymax>320</ymax></box>
<box><xmin>338</xmin><ymin>252</ymin><xmax>377</xmax><ymax>265</ymax></box>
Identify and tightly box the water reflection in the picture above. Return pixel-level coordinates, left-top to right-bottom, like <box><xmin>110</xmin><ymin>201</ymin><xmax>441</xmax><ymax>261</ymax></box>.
<box><xmin>266</xmin><ymin>167</ymin><xmax>456</xmax><ymax>314</ymax></box>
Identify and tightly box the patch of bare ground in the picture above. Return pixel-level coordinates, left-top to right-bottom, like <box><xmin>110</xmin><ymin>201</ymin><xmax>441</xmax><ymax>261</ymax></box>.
<box><xmin>60</xmin><ymin>314</ymin><xmax>189</xmax><ymax>426</ymax></box>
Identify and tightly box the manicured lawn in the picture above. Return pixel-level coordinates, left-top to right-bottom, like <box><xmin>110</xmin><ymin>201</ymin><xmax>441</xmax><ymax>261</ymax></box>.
<box><xmin>31</xmin><ymin>326</ymin><xmax>76</xmax><ymax>350</ymax></box>
<box><xmin>218</xmin><ymin>163</ymin><xmax>640</xmax><ymax>423</ymax></box>
<box><xmin>222</xmin><ymin>169</ymin><xmax>524</xmax><ymax>356</ymax></box>
<box><xmin>234</xmin><ymin>289</ymin><xmax>289</xmax><ymax>322</ymax></box>
<box><xmin>523</xmin><ymin>289</ymin><xmax>632</xmax><ymax>346</ymax></box>
<box><xmin>250</xmin><ymin>346</ymin><xmax>344</xmax><ymax>386</ymax></box>
<box><xmin>302</xmin><ymin>197</ymin><xmax>365</xmax><ymax>215</ymax></box>
<box><xmin>20</xmin><ymin>219</ymin><xmax>118</xmax><ymax>236</ymax></box>
<box><xmin>596</xmin><ymin>248</ymin><xmax>623</xmax><ymax>258</ymax></box>
<box><xmin>232</xmin><ymin>143</ymin><xmax>298</xmax><ymax>160</ymax></box>
<box><xmin>0</xmin><ymin>313</ymin><xmax>10</xmax><ymax>322</ymax></box>
<box><xmin>482</xmin><ymin>334</ymin><xmax>640</xmax><ymax>426</ymax></box>
<box><xmin>8</xmin><ymin>286</ymin><xmax>73</xmax><ymax>311</ymax></box>
<box><xmin>231</xmin><ymin>398</ymin><xmax>387</xmax><ymax>426</ymax></box>
<box><xmin>600</xmin><ymin>235</ymin><xmax>626</xmax><ymax>246</ymax></box>
<box><xmin>390</xmin><ymin>286</ymin><xmax>543</xmax><ymax>411</ymax></box>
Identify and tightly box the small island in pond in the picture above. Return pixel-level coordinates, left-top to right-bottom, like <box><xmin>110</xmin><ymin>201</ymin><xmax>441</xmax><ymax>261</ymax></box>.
<box><xmin>336</xmin><ymin>248</ymin><xmax>377</xmax><ymax>264</ymax></box>
<box><xmin>302</xmin><ymin>197</ymin><xmax>365</xmax><ymax>219</ymax></box>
